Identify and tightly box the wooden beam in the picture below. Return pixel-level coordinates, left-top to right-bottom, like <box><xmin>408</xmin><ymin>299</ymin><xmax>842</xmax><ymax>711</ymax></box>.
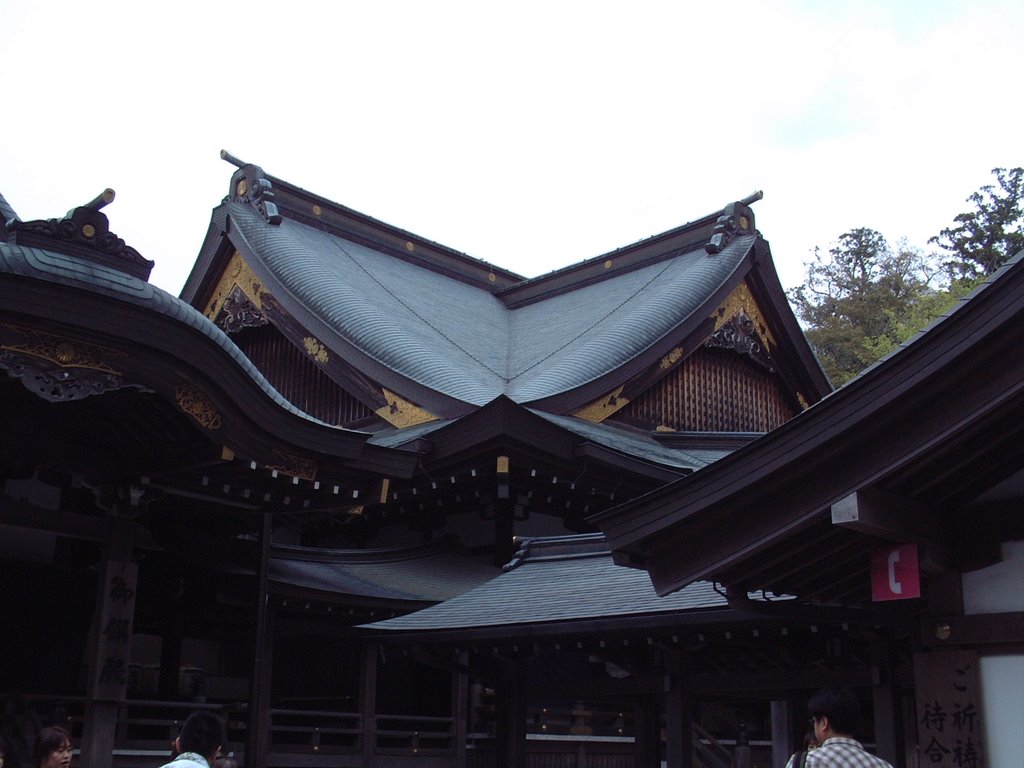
<box><xmin>830</xmin><ymin>487</ymin><xmax>946</xmax><ymax>544</ymax></box>
<box><xmin>921</xmin><ymin>611</ymin><xmax>1024</xmax><ymax>647</ymax></box>
<box><xmin>688</xmin><ymin>667</ymin><xmax>873</xmax><ymax>693</ymax></box>
<box><xmin>0</xmin><ymin>494</ymin><xmax>158</xmax><ymax>548</ymax></box>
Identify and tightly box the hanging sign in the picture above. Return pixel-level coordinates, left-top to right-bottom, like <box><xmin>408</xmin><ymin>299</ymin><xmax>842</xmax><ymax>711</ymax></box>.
<box><xmin>913</xmin><ymin>650</ymin><xmax>984</xmax><ymax>767</ymax></box>
<box><xmin>871</xmin><ymin>543</ymin><xmax>921</xmax><ymax>601</ymax></box>
<box><xmin>89</xmin><ymin>559</ymin><xmax>138</xmax><ymax>701</ymax></box>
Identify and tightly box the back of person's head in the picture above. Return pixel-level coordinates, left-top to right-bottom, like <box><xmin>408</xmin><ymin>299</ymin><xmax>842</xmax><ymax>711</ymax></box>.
<box><xmin>808</xmin><ymin>686</ymin><xmax>861</xmax><ymax>736</ymax></box>
<box><xmin>178</xmin><ymin>711</ymin><xmax>226</xmax><ymax>760</ymax></box>
<box><xmin>32</xmin><ymin>726</ymin><xmax>71</xmax><ymax>767</ymax></box>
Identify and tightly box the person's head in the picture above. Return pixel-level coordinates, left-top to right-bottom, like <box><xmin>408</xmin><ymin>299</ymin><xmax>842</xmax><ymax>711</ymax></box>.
<box><xmin>175</xmin><ymin>711</ymin><xmax>226</xmax><ymax>763</ymax></box>
<box><xmin>808</xmin><ymin>686</ymin><xmax>861</xmax><ymax>741</ymax></box>
<box><xmin>33</xmin><ymin>726</ymin><xmax>72</xmax><ymax>768</ymax></box>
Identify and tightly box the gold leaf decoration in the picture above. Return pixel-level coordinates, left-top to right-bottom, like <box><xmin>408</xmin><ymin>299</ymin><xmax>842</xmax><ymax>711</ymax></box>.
<box><xmin>1</xmin><ymin>325</ymin><xmax>124</xmax><ymax>373</ymax></box>
<box><xmin>659</xmin><ymin>346</ymin><xmax>685</xmax><ymax>370</ymax></box>
<box><xmin>175</xmin><ymin>383</ymin><xmax>222</xmax><ymax>430</ymax></box>
<box><xmin>265</xmin><ymin>451</ymin><xmax>317</xmax><ymax>482</ymax></box>
<box><xmin>572</xmin><ymin>385</ymin><xmax>629</xmax><ymax>423</ymax></box>
<box><xmin>376</xmin><ymin>388</ymin><xmax>437</xmax><ymax>428</ymax></box>
<box><xmin>204</xmin><ymin>251</ymin><xmax>266</xmax><ymax>321</ymax></box>
<box><xmin>712</xmin><ymin>282</ymin><xmax>777</xmax><ymax>348</ymax></box>
<box><xmin>303</xmin><ymin>336</ymin><xmax>329</xmax><ymax>364</ymax></box>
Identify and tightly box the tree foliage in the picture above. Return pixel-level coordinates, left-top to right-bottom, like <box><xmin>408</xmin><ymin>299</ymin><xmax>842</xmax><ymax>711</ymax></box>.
<box><xmin>931</xmin><ymin>167</ymin><xmax>1024</xmax><ymax>279</ymax></box>
<box><xmin>789</xmin><ymin>169</ymin><xmax>1024</xmax><ymax>387</ymax></box>
<box><xmin>787</xmin><ymin>228</ymin><xmax>939</xmax><ymax>386</ymax></box>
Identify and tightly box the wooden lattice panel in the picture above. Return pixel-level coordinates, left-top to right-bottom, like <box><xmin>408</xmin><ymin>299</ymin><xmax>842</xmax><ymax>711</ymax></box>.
<box><xmin>234</xmin><ymin>326</ymin><xmax>374</xmax><ymax>427</ymax></box>
<box><xmin>616</xmin><ymin>347</ymin><xmax>796</xmax><ymax>432</ymax></box>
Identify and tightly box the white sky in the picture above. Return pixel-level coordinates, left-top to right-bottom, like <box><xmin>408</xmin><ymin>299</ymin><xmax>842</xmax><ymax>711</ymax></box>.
<box><xmin>2</xmin><ymin>1</ymin><xmax>1022</xmax><ymax>295</ymax></box>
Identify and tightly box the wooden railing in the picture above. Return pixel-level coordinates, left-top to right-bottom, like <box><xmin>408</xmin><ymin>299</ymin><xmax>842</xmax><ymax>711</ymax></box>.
<box><xmin>692</xmin><ymin>721</ymin><xmax>732</xmax><ymax>768</ymax></box>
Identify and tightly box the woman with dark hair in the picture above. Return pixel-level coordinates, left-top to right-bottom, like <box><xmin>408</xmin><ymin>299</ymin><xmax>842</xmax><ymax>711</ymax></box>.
<box><xmin>32</xmin><ymin>727</ymin><xmax>72</xmax><ymax>768</ymax></box>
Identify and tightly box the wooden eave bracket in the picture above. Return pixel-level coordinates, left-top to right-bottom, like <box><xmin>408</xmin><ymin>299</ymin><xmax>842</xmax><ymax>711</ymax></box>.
<box><xmin>830</xmin><ymin>487</ymin><xmax>955</xmax><ymax>572</ymax></box>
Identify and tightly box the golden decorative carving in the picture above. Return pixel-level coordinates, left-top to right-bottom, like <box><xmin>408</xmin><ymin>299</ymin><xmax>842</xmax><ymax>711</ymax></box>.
<box><xmin>376</xmin><ymin>388</ymin><xmax>438</xmax><ymax>428</ymax></box>
<box><xmin>313</xmin><ymin>205</ymin><xmax>322</xmax><ymax>216</ymax></box>
<box><xmin>572</xmin><ymin>385</ymin><xmax>629</xmax><ymax>423</ymax></box>
<box><xmin>303</xmin><ymin>336</ymin><xmax>329</xmax><ymax>364</ymax></box>
<box><xmin>798</xmin><ymin>392</ymin><xmax>810</xmax><ymax>410</ymax></box>
<box><xmin>1</xmin><ymin>325</ymin><xmax>124</xmax><ymax>373</ymax></box>
<box><xmin>175</xmin><ymin>383</ymin><xmax>222</xmax><ymax>430</ymax></box>
<box><xmin>266</xmin><ymin>451</ymin><xmax>317</xmax><ymax>481</ymax></box>
<box><xmin>204</xmin><ymin>251</ymin><xmax>266</xmax><ymax>321</ymax></box>
<box><xmin>659</xmin><ymin>346</ymin><xmax>685</xmax><ymax>370</ymax></box>
<box><xmin>712</xmin><ymin>282</ymin><xmax>777</xmax><ymax>348</ymax></box>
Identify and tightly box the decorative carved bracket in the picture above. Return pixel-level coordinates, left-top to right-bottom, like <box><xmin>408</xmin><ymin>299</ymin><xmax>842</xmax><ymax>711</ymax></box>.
<box><xmin>0</xmin><ymin>326</ymin><xmax>151</xmax><ymax>402</ymax></box>
<box><xmin>705</xmin><ymin>312</ymin><xmax>774</xmax><ymax>370</ymax></box>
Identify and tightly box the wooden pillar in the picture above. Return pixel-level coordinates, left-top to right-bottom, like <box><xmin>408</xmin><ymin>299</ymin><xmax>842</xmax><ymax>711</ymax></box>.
<box><xmin>494</xmin><ymin>500</ymin><xmax>515</xmax><ymax>567</ymax></box>
<box><xmin>770</xmin><ymin>699</ymin><xmax>797</xmax><ymax>768</ymax></box>
<box><xmin>80</xmin><ymin>520</ymin><xmax>137</xmax><ymax>768</ymax></box>
<box><xmin>871</xmin><ymin>637</ymin><xmax>900</xmax><ymax>766</ymax></box>
<box><xmin>361</xmin><ymin>644</ymin><xmax>379</xmax><ymax>768</ymax></box>
<box><xmin>158</xmin><ymin>613</ymin><xmax>183</xmax><ymax>698</ymax></box>
<box><xmin>451</xmin><ymin>650</ymin><xmax>469</xmax><ymax>768</ymax></box>
<box><xmin>663</xmin><ymin>650</ymin><xmax>691</xmax><ymax>768</ymax></box>
<box><xmin>634</xmin><ymin>698</ymin><xmax>661</xmax><ymax>768</ymax></box>
<box><xmin>246</xmin><ymin>512</ymin><xmax>274</xmax><ymax>768</ymax></box>
<box><xmin>494</xmin><ymin>660</ymin><xmax>527</xmax><ymax>768</ymax></box>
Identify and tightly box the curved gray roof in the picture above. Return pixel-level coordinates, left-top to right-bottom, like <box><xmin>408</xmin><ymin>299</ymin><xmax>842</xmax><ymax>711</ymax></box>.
<box><xmin>0</xmin><ymin>239</ymin><xmax>362</xmax><ymax>434</ymax></box>
<box><xmin>269</xmin><ymin>540</ymin><xmax>500</xmax><ymax>603</ymax></box>
<box><xmin>227</xmin><ymin>199</ymin><xmax>755</xmax><ymax>408</ymax></box>
<box><xmin>361</xmin><ymin>534</ymin><xmax>733</xmax><ymax>632</ymax></box>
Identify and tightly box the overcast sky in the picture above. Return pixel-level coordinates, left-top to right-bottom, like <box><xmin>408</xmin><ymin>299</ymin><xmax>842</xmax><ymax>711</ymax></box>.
<box><xmin>2</xmin><ymin>1</ymin><xmax>1022</xmax><ymax>295</ymax></box>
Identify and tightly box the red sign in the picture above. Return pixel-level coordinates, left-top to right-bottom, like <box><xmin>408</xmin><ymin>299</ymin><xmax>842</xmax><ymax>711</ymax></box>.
<box><xmin>871</xmin><ymin>543</ymin><xmax>921</xmax><ymax>601</ymax></box>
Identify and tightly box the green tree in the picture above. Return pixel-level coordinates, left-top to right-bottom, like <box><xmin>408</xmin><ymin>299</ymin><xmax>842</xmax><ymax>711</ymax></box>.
<box><xmin>787</xmin><ymin>228</ymin><xmax>938</xmax><ymax>386</ymax></box>
<box><xmin>931</xmin><ymin>167</ymin><xmax>1024</xmax><ymax>279</ymax></box>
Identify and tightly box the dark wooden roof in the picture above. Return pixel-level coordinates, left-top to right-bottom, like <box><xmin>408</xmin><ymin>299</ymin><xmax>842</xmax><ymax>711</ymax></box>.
<box><xmin>593</xmin><ymin>251</ymin><xmax>1024</xmax><ymax>604</ymax></box>
<box><xmin>181</xmin><ymin>159</ymin><xmax>829</xmax><ymax>419</ymax></box>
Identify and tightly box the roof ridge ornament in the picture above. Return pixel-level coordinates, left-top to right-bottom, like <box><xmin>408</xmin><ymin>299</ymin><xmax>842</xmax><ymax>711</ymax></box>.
<box><xmin>222</xmin><ymin>149</ymin><xmax>282</xmax><ymax>225</ymax></box>
<box><xmin>5</xmin><ymin>188</ymin><xmax>155</xmax><ymax>281</ymax></box>
<box><xmin>705</xmin><ymin>191</ymin><xmax>762</xmax><ymax>255</ymax></box>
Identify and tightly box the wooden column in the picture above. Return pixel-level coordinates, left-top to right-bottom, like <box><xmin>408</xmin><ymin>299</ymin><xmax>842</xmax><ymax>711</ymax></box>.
<box><xmin>634</xmin><ymin>698</ymin><xmax>661</xmax><ymax>768</ymax></box>
<box><xmin>360</xmin><ymin>644</ymin><xmax>379</xmax><ymax>768</ymax></box>
<box><xmin>246</xmin><ymin>512</ymin><xmax>274</xmax><ymax>768</ymax></box>
<box><xmin>80</xmin><ymin>519</ymin><xmax>137</xmax><ymax>768</ymax></box>
<box><xmin>871</xmin><ymin>638</ymin><xmax>900</xmax><ymax>766</ymax></box>
<box><xmin>451</xmin><ymin>650</ymin><xmax>469</xmax><ymax>768</ymax></box>
<box><xmin>663</xmin><ymin>650</ymin><xmax>691</xmax><ymax>768</ymax></box>
<box><xmin>770</xmin><ymin>699</ymin><xmax>797</xmax><ymax>768</ymax></box>
<box><xmin>494</xmin><ymin>660</ymin><xmax>527</xmax><ymax>768</ymax></box>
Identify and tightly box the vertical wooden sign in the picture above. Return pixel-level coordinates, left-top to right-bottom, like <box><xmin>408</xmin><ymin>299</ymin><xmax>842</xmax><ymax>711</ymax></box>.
<box><xmin>913</xmin><ymin>650</ymin><xmax>984</xmax><ymax>768</ymax></box>
<box><xmin>89</xmin><ymin>559</ymin><xmax>138</xmax><ymax>702</ymax></box>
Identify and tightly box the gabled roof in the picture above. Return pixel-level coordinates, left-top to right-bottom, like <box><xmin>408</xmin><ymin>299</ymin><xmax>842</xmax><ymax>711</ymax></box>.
<box><xmin>593</xmin><ymin>251</ymin><xmax>1024</xmax><ymax>602</ymax></box>
<box><xmin>183</xmin><ymin>157</ymin><xmax>828</xmax><ymax>419</ymax></box>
